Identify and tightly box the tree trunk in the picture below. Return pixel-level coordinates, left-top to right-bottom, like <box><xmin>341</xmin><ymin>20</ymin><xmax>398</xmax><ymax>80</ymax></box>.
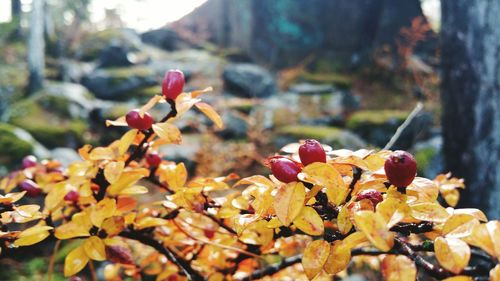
<box><xmin>27</xmin><ymin>0</ymin><xmax>45</xmax><ymax>95</ymax></box>
<box><xmin>10</xmin><ymin>0</ymin><xmax>22</xmax><ymax>39</ymax></box>
<box><xmin>441</xmin><ymin>0</ymin><xmax>500</xmax><ymax>218</ymax></box>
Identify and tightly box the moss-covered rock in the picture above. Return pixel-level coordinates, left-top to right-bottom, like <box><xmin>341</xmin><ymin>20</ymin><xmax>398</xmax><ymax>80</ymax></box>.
<box><xmin>0</xmin><ymin>123</ymin><xmax>34</xmax><ymax>167</ymax></box>
<box><xmin>71</xmin><ymin>28</ymin><xmax>142</xmax><ymax>62</ymax></box>
<box><xmin>274</xmin><ymin>125</ymin><xmax>366</xmax><ymax>150</ymax></box>
<box><xmin>81</xmin><ymin>66</ymin><xmax>158</xmax><ymax>100</ymax></box>
<box><xmin>300</xmin><ymin>71</ymin><xmax>354</xmax><ymax>89</ymax></box>
<box><xmin>346</xmin><ymin>110</ymin><xmax>408</xmax><ymax>147</ymax></box>
<box><xmin>414</xmin><ymin>147</ymin><xmax>437</xmax><ymax>176</ymax></box>
<box><xmin>7</xmin><ymin>94</ymin><xmax>89</xmax><ymax>148</ymax></box>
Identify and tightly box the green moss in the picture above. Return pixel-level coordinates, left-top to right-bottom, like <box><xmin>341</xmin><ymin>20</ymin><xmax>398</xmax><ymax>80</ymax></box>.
<box><xmin>346</xmin><ymin>110</ymin><xmax>408</xmax><ymax>147</ymax></box>
<box><xmin>8</xmin><ymin>95</ymin><xmax>89</xmax><ymax>148</ymax></box>
<box><xmin>0</xmin><ymin>123</ymin><xmax>33</xmax><ymax>167</ymax></box>
<box><xmin>276</xmin><ymin>125</ymin><xmax>342</xmax><ymax>140</ymax></box>
<box><xmin>73</xmin><ymin>29</ymin><xmax>139</xmax><ymax>61</ymax></box>
<box><xmin>301</xmin><ymin>71</ymin><xmax>353</xmax><ymax>88</ymax></box>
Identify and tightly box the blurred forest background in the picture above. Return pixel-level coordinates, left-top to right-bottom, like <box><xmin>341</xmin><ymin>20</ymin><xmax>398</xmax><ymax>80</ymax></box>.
<box><xmin>0</xmin><ymin>1</ymin><xmax>498</xmax><ymax>278</ymax></box>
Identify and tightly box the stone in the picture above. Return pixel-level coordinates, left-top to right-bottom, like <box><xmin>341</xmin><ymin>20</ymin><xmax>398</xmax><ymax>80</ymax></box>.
<box><xmin>0</xmin><ymin>123</ymin><xmax>50</xmax><ymax>168</ymax></box>
<box><xmin>414</xmin><ymin>134</ymin><xmax>443</xmax><ymax>178</ymax></box>
<box><xmin>141</xmin><ymin>28</ymin><xmax>192</xmax><ymax>51</ymax></box>
<box><xmin>81</xmin><ymin>66</ymin><xmax>157</xmax><ymax>100</ymax></box>
<box><xmin>289</xmin><ymin>83</ymin><xmax>333</xmax><ymax>95</ymax></box>
<box><xmin>223</xmin><ymin>63</ymin><xmax>277</xmax><ymax>98</ymax></box>
<box><xmin>98</xmin><ymin>43</ymin><xmax>135</xmax><ymax>68</ymax></box>
<box><xmin>274</xmin><ymin>125</ymin><xmax>366</xmax><ymax>150</ymax></box>
<box><xmin>50</xmin><ymin>147</ymin><xmax>81</xmax><ymax>167</ymax></box>
<box><xmin>216</xmin><ymin>110</ymin><xmax>248</xmax><ymax>139</ymax></box>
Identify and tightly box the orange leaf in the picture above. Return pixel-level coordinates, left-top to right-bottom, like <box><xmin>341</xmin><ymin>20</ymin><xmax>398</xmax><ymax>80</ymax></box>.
<box><xmin>274</xmin><ymin>182</ymin><xmax>306</xmax><ymax>226</ymax></box>
<box><xmin>302</xmin><ymin>240</ymin><xmax>330</xmax><ymax>280</ymax></box>
<box><xmin>293</xmin><ymin>206</ymin><xmax>324</xmax><ymax>236</ymax></box>
<box><xmin>195</xmin><ymin>102</ymin><xmax>224</xmax><ymax>129</ymax></box>
<box><xmin>381</xmin><ymin>255</ymin><xmax>417</xmax><ymax>281</ymax></box>
<box><xmin>353</xmin><ymin>211</ymin><xmax>394</xmax><ymax>251</ymax></box>
<box><xmin>435</xmin><ymin>237</ymin><xmax>471</xmax><ymax>274</ymax></box>
<box><xmin>324</xmin><ymin>240</ymin><xmax>351</xmax><ymax>275</ymax></box>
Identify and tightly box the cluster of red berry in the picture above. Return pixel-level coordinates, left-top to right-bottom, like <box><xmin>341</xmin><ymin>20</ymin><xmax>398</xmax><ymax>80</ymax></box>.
<box><xmin>267</xmin><ymin>139</ymin><xmax>417</xmax><ymax>202</ymax></box>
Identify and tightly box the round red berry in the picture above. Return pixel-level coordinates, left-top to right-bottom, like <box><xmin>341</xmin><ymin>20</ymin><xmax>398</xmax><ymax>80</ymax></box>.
<box><xmin>125</xmin><ymin>109</ymin><xmax>154</xmax><ymax>131</ymax></box>
<box><xmin>298</xmin><ymin>139</ymin><xmax>327</xmax><ymax>166</ymax></box>
<box><xmin>269</xmin><ymin>157</ymin><xmax>302</xmax><ymax>183</ymax></box>
<box><xmin>203</xmin><ymin>228</ymin><xmax>215</xmax><ymax>239</ymax></box>
<box><xmin>64</xmin><ymin>190</ymin><xmax>80</xmax><ymax>203</ymax></box>
<box><xmin>355</xmin><ymin>189</ymin><xmax>383</xmax><ymax>206</ymax></box>
<box><xmin>146</xmin><ymin>152</ymin><xmax>162</xmax><ymax>167</ymax></box>
<box><xmin>384</xmin><ymin>150</ymin><xmax>417</xmax><ymax>187</ymax></box>
<box><xmin>162</xmin><ymin>69</ymin><xmax>185</xmax><ymax>100</ymax></box>
<box><xmin>19</xmin><ymin>179</ymin><xmax>42</xmax><ymax>197</ymax></box>
<box><xmin>22</xmin><ymin>155</ymin><xmax>38</xmax><ymax>169</ymax></box>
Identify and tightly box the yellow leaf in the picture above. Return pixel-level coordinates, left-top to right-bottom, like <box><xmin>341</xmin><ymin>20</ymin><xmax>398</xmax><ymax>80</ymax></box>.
<box><xmin>55</xmin><ymin>222</ymin><xmax>90</xmax><ymax>240</ymax></box>
<box><xmin>135</xmin><ymin>217</ymin><xmax>168</xmax><ymax>230</ymax></box>
<box><xmin>381</xmin><ymin>255</ymin><xmax>417</xmax><ymax>281</ymax></box>
<box><xmin>443</xmin><ymin>214</ymin><xmax>479</xmax><ymax>238</ymax></box>
<box><xmin>175</xmin><ymin>92</ymin><xmax>201</xmax><ymax>117</ymax></box>
<box><xmin>101</xmin><ymin>216</ymin><xmax>125</xmax><ymax>237</ymax></box>
<box><xmin>191</xmin><ymin>86</ymin><xmax>213</xmax><ymax>98</ymax></box>
<box><xmin>160</xmin><ymin>163</ymin><xmax>187</xmax><ymax>191</ymax></box>
<box><xmin>435</xmin><ymin>237</ymin><xmax>470</xmax><ymax>274</ymax></box>
<box><xmin>342</xmin><ymin>232</ymin><xmax>368</xmax><ymax>249</ymax></box>
<box><xmin>490</xmin><ymin>264</ymin><xmax>500</xmax><ymax>281</ymax></box>
<box><xmin>64</xmin><ymin>245</ymin><xmax>89</xmax><ymax>277</ymax></box>
<box><xmin>406</xmin><ymin>177</ymin><xmax>439</xmax><ymax>202</ymax></box>
<box><xmin>44</xmin><ymin>182</ymin><xmax>66</xmax><ymax>211</ymax></box>
<box><xmin>106</xmin><ymin>116</ymin><xmax>127</xmax><ymax>127</ymax></box>
<box><xmin>84</xmin><ymin>236</ymin><xmax>106</xmax><ymax>261</ymax></box>
<box><xmin>337</xmin><ymin>205</ymin><xmax>352</xmax><ymax>235</ymax></box>
<box><xmin>89</xmin><ymin>147</ymin><xmax>115</xmax><ymax>161</ymax></box>
<box><xmin>300</xmin><ymin>163</ymin><xmax>348</xmax><ymax>205</ymax></box>
<box><xmin>152</xmin><ymin>122</ymin><xmax>181</xmax><ymax>144</ymax></box>
<box><xmin>410</xmin><ymin>202</ymin><xmax>450</xmax><ymax>223</ymax></box>
<box><xmin>302</xmin><ymin>240</ymin><xmax>330</xmax><ymax>280</ymax></box>
<box><xmin>195</xmin><ymin>102</ymin><xmax>224</xmax><ymax>129</ymax></box>
<box><xmin>443</xmin><ymin>277</ymin><xmax>473</xmax><ymax>281</ymax></box>
<box><xmin>376</xmin><ymin>197</ymin><xmax>409</xmax><ymax>229</ymax></box>
<box><xmin>0</xmin><ymin>191</ymin><xmax>25</xmax><ymax>204</ymax></box>
<box><xmin>91</xmin><ymin>198</ymin><xmax>117</xmax><ymax>227</ymax></box>
<box><xmin>118</xmin><ymin>129</ymin><xmax>138</xmax><ymax>155</ymax></box>
<box><xmin>240</xmin><ymin>220</ymin><xmax>274</xmax><ymax>246</ymax></box>
<box><xmin>234</xmin><ymin>175</ymin><xmax>275</xmax><ymax>189</ymax></box>
<box><xmin>353</xmin><ymin>211</ymin><xmax>394</xmax><ymax>251</ymax></box>
<box><xmin>274</xmin><ymin>182</ymin><xmax>306</xmax><ymax>226</ymax></box>
<box><xmin>464</xmin><ymin>223</ymin><xmax>495</xmax><ymax>257</ymax></box>
<box><xmin>107</xmin><ymin>169</ymin><xmax>149</xmax><ymax>196</ymax></box>
<box><xmin>293</xmin><ymin>206</ymin><xmax>324</xmax><ymax>236</ymax></box>
<box><xmin>453</xmin><ymin>208</ymin><xmax>487</xmax><ymax>222</ymax></box>
<box><xmin>119</xmin><ymin>185</ymin><xmax>148</xmax><ymax>195</ymax></box>
<box><xmin>14</xmin><ymin>225</ymin><xmax>53</xmax><ymax>246</ymax></box>
<box><xmin>324</xmin><ymin>240</ymin><xmax>351</xmax><ymax>275</ymax></box>
<box><xmin>486</xmin><ymin>221</ymin><xmax>500</xmax><ymax>257</ymax></box>
<box><xmin>104</xmin><ymin>161</ymin><xmax>125</xmax><ymax>184</ymax></box>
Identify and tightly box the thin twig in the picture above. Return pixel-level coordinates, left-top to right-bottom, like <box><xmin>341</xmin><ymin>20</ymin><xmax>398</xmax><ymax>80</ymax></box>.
<box><xmin>47</xmin><ymin>240</ymin><xmax>61</xmax><ymax>281</ymax></box>
<box><xmin>238</xmin><ymin>255</ymin><xmax>302</xmax><ymax>281</ymax></box>
<box><xmin>384</xmin><ymin>101</ymin><xmax>424</xmax><ymax>150</ymax></box>
<box><xmin>119</xmin><ymin>230</ymin><xmax>203</xmax><ymax>281</ymax></box>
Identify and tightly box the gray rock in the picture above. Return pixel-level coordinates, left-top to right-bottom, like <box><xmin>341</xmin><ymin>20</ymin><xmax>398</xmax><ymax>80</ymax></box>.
<box><xmin>216</xmin><ymin>110</ymin><xmax>248</xmax><ymax>139</ymax></box>
<box><xmin>98</xmin><ymin>44</ymin><xmax>135</xmax><ymax>68</ymax></box>
<box><xmin>43</xmin><ymin>82</ymin><xmax>96</xmax><ymax>116</ymax></box>
<box><xmin>50</xmin><ymin>147</ymin><xmax>81</xmax><ymax>167</ymax></box>
<box><xmin>158</xmin><ymin>134</ymin><xmax>203</xmax><ymax>172</ymax></box>
<box><xmin>289</xmin><ymin>83</ymin><xmax>334</xmax><ymax>95</ymax></box>
<box><xmin>414</xmin><ymin>135</ymin><xmax>443</xmax><ymax>178</ymax></box>
<box><xmin>81</xmin><ymin>67</ymin><xmax>157</xmax><ymax>100</ymax></box>
<box><xmin>223</xmin><ymin>63</ymin><xmax>277</xmax><ymax>98</ymax></box>
<box><xmin>141</xmin><ymin>28</ymin><xmax>192</xmax><ymax>51</ymax></box>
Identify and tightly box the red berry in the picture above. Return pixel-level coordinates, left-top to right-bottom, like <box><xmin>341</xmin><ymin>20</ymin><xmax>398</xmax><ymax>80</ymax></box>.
<box><xmin>125</xmin><ymin>109</ymin><xmax>154</xmax><ymax>131</ymax></box>
<box><xmin>355</xmin><ymin>189</ymin><xmax>383</xmax><ymax>206</ymax></box>
<box><xmin>384</xmin><ymin>150</ymin><xmax>417</xmax><ymax>187</ymax></box>
<box><xmin>298</xmin><ymin>139</ymin><xmax>327</xmax><ymax>166</ymax></box>
<box><xmin>204</xmin><ymin>228</ymin><xmax>215</xmax><ymax>239</ymax></box>
<box><xmin>19</xmin><ymin>179</ymin><xmax>42</xmax><ymax>197</ymax></box>
<box><xmin>64</xmin><ymin>190</ymin><xmax>80</xmax><ymax>202</ymax></box>
<box><xmin>162</xmin><ymin>69</ymin><xmax>185</xmax><ymax>100</ymax></box>
<box><xmin>146</xmin><ymin>152</ymin><xmax>162</xmax><ymax>167</ymax></box>
<box><xmin>269</xmin><ymin>157</ymin><xmax>301</xmax><ymax>183</ymax></box>
<box><xmin>22</xmin><ymin>155</ymin><xmax>37</xmax><ymax>168</ymax></box>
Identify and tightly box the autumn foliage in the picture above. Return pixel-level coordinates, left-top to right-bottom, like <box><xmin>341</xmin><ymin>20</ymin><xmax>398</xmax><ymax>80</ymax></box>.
<box><xmin>1</xmin><ymin>73</ymin><xmax>499</xmax><ymax>281</ymax></box>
